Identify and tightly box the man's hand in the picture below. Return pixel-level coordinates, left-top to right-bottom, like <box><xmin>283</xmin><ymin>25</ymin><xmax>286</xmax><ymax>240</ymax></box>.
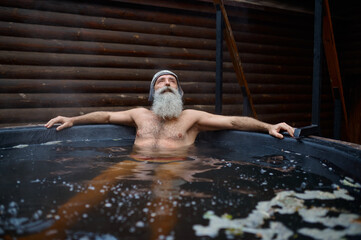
<box><xmin>44</xmin><ymin>116</ymin><xmax>73</xmax><ymax>131</ymax></box>
<box><xmin>268</xmin><ymin>122</ymin><xmax>295</xmax><ymax>139</ymax></box>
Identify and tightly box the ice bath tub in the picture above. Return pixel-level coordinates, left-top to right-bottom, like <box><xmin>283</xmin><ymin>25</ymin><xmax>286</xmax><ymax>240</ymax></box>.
<box><xmin>1</xmin><ymin>125</ymin><xmax>361</xmax><ymax>240</ymax></box>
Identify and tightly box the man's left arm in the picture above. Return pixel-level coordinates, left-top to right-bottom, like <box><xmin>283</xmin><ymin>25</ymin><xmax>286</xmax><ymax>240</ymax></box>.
<box><xmin>194</xmin><ymin>111</ymin><xmax>294</xmax><ymax>139</ymax></box>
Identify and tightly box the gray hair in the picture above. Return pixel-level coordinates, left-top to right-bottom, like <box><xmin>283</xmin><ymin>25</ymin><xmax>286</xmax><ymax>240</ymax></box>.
<box><xmin>151</xmin><ymin>86</ymin><xmax>183</xmax><ymax>119</ymax></box>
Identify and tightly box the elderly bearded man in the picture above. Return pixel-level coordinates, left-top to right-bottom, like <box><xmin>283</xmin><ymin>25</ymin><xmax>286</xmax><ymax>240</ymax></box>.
<box><xmin>45</xmin><ymin>70</ymin><xmax>295</xmax><ymax>149</ymax></box>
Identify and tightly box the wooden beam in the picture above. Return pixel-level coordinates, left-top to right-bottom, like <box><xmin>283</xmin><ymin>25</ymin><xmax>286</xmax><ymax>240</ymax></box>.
<box><xmin>322</xmin><ymin>0</ymin><xmax>349</xmax><ymax>136</ymax></box>
<box><xmin>0</xmin><ymin>36</ymin><xmax>215</xmax><ymax>60</ymax></box>
<box><xmin>213</xmin><ymin>0</ymin><xmax>257</xmax><ymax>118</ymax></box>
<box><xmin>0</xmin><ymin>21</ymin><xmax>216</xmax><ymax>50</ymax></box>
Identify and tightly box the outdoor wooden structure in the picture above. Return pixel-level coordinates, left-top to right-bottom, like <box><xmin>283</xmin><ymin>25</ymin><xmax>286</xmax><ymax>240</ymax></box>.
<box><xmin>0</xmin><ymin>0</ymin><xmax>358</xmax><ymax>142</ymax></box>
<box><xmin>322</xmin><ymin>0</ymin><xmax>348</xmax><ymax>139</ymax></box>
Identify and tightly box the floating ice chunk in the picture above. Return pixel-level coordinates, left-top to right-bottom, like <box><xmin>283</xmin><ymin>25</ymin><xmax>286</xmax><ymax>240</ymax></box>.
<box><xmin>194</xmin><ymin>211</ymin><xmax>293</xmax><ymax>240</ymax></box>
<box><xmin>13</xmin><ymin>144</ymin><xmax>29</xmax><ymax>149</ymax></box>
<box><xmin>32</xmin><ymin>210</ymin><xmax>43</xmax><ymax>220</ymax></box>
<box><xmin>193</xmin><ymin>188</ymin><xmax>360</xmax><ymax>240</ymax></box>
<box><xmin>294</xmin><ymin>188</ymin><xmax>354</xmax><ymax>201</ymax></box>
<box><xmin>299</xmin><ymin>207</ymin><xmax>361</xmax><ymax>228</ymax></box>
<box><xmin>112</xmin><ymin>138</ymin><xmax>123</xmax><ymax>141</ymax></box>
<box><xmin>94</xmin><ymin>234</ymin><xmax>117</xmax><ymax>240</ymax></box>
<box><xmin>30</xmin><ymin>179</ymin><xmax>41</xmax><ymax>183</ymax></box>
<box><xmin>340</xmin><ymin>178</ymin><xmax>361</xmax><ymax>189</ymax></box>
<box><xmin>298</xmin><ymin>226</ymin><xmax>361</xmax><ymax>240</ymax></box>
<box><xmin>193</xmin><ymin>211</ymin><xmax>234</xmax><ymax>238</ymax></box>
<box><xmin>136</xmin><ymin>221</ymin><xmax>145</xmax><ymax>227</ymax></box>
<box><xmin>15</xmin><ymin>218</ymin><xmax>53</xmax><ymax>235</ymax></box>
<box><xmin>8</xmin><ymin>202</ymin><xmax>19</xmax><ymax>217</ymax></box>
<box><xmin>41</xmin><ymin>141</ymin><xmax>62</xmax><ymax>146</ymax></box>
<box><xmin>345</xmin><ymin>176</ymin><xmax>354</xmax><ymax>182</ymax></box>
<box><xmin>260</xmin><ymin>181</ymin><xmax>268</xmax><ymax>186</ymax></box>
<box><xmin>243</xmin><ymin>222</ymin><xmax>293</xmax><ymax>240</ymax></box>
<box><xmin>9</xmin><ymin>217</ymin><xmax>28</xmax><ymax>227</ymax></box>
<box><xmin>45</xmin><ymin>229</ymin><xmax>58</xmax><ymax>236</ymax></box>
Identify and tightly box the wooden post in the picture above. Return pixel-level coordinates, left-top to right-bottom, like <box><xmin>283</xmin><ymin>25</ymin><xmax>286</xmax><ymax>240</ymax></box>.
<box><xmin>312</xmin><ymin>0</ymin><xmax>323</xmax><ymax>133</ymax></box>
<box><xmin>322</xmin><ymin>0</ymin><xmax>348</xmax><ymax>139</ymax></box>
<box><xmin>213</xmin><ymin>0</ymin><xmax>257</xmax><ymax>118</ymax></box>
<box><xmin>215</xmin><ymin>4</ymin><xmax>223</xmax><ymax>114</ymax></box>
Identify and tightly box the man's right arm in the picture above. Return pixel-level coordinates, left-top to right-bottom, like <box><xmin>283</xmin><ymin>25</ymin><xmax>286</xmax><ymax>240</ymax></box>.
<box><xmin>45</xmin><ymin>110</ymin><xmax>136</xmax><ymax>131</ymax></box>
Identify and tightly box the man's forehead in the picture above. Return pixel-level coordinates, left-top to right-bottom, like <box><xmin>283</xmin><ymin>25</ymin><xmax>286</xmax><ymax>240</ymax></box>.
<box><xmin>157</xmin><ymin>74</ymin><xmax>176</xmax><ymax>80</ymax></box>
<box><xmin>155</xmin><ymin>74</ymin><xmax>177</xmax><ymax>84</ymax></box>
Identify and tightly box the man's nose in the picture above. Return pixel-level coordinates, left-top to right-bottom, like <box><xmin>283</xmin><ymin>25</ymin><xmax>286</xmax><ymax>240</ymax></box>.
<box><xmin>165</xmin><ymin>80</ymin><xmax>171</xmax><ymax>86</ymax></box>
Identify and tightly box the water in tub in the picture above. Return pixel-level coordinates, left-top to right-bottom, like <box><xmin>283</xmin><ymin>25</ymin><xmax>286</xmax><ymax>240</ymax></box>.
<box><xmin>0</xmin><ymin>138</ymin><xmax>360</xmax><ymax>240</ymax></box>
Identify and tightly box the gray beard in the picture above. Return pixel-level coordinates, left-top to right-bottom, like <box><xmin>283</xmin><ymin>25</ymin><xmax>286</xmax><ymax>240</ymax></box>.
<box><xmin>151</xmin><ymin>87</ymin><xmax>183</xmax><ymax>119</ymax></box>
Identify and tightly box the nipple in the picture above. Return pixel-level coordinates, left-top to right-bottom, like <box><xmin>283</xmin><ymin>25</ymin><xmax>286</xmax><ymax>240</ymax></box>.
<box><xmin>178</xmin><ymin>133</ymin><xmax>183</xmax><ymax>138</ymax></box>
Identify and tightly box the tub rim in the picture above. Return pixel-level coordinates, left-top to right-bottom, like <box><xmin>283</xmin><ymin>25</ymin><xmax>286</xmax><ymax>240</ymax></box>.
<box><xmin>1</xmin><ymin>124</ymin><xmax>360</xmax><ymax>182</ymax></box>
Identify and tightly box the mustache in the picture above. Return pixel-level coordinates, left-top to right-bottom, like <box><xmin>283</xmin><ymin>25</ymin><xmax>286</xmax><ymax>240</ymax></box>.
<box><xmin>158</xmin><ymin>86</ymin><xmax>176</xmax><ymax>94</ymax></box>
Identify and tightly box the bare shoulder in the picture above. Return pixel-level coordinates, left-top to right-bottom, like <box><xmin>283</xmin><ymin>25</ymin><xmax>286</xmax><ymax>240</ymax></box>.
<box><xmin>127</xmin><ymin>107</ymin><xmax>153</xmax><ymax>118</ymax></box>
<box><xmin>181</xmin><ymin>109</ymin><xmax>220</xmax><ymax>132</ymax></box>
<box><xmin>182</xmin><ymin>109</ymin><xmax>212</xmax><ymax>119</ymax></box>
<box><xmin>130</xmin><ymin>107</ymin><xmax>151</xmax><ymax>114</ymax></box>
<box><xmin>181</xmin><ymin>109</ymin><xmax>213</xmax><ymax>126</ymax></box>
<box><xmin>108</xmin><ymin>107</ymin><xmax>151</xmax><ymax>125</ymax></box>
<box><xmin>109</xmin><ymin>107</ymin><xmax>147</xmax><ymax>117</ymax></box>
<box><xmin>182</xmin><ymin>109</ymin><xmax>208</xmax><ymax>116</ymax></box>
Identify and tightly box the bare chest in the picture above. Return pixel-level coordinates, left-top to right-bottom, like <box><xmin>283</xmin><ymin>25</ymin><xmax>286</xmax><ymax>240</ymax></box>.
<box><xmin>136</xmin><ymin>118</ymin><xmax>186</xmax><ymax>141</ymax></box>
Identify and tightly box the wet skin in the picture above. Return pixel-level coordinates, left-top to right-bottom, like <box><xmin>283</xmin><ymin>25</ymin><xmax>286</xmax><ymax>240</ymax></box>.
<box><xmin>44</xmin><ymin>74</ymin><xmax>294</xmax><ymax>150</ymax></box>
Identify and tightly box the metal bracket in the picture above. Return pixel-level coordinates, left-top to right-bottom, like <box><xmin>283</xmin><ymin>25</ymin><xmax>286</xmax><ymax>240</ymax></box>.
<box><xmin>294</xmin><ymin>125</ymin><xmax>320</xmax><ymax>139</ymax></box>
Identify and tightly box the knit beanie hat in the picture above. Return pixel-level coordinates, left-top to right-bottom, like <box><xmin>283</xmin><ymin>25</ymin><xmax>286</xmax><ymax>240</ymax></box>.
<box><xmin>148</xmin><ymin>70</ymin><xmax>183</xmax><ymax>102</ymax></box>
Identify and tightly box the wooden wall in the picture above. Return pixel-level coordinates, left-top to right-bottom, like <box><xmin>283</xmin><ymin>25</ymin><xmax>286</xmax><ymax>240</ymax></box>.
<box><xmin>0</xmin><ymin>0</ymin><xmax>334</xmax><ymax>137</ymax></box>
<box><xmin>332</xmin><ymin>2</ymin><xmax>361</xmax><ymax>144</ymax></box>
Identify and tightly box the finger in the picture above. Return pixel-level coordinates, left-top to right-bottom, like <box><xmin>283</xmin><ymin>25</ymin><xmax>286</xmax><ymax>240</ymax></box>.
<box><xmin>283</xmin><ymin>124</ymin><xmax>295</xmax><ymax>138</ymax></box>
<box><xmin>56</xmin><ymin>123</ymin><xmax>68</xmax><ymax>131</ymax></box>
<box><xmin>271</xmin><ymin>130</ymin><xmax>284</xmax><ymax>139</ymax></box>
<box><xmin>274</xmin><ymin>131</ymin><xmax>284</xmax><ymax>139</ymax></box>
<box><xmin>45</xmin><ymin>119</ymin><xmax>55</xmax><ymax>128</ymax></box>
<box><xmin>45</xmin><ymin>116</ymin><xmax>64</xmax><ymax>128</ymax></box>
<box><xmin>288</xmin><ymin>127</ymin><xmax>295</xmax><ymax>137</ymax></box>
<box><xmin>279</xmin><ymin>123</ymin><xmax>294</xmax><ymax>138</ymax></box>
